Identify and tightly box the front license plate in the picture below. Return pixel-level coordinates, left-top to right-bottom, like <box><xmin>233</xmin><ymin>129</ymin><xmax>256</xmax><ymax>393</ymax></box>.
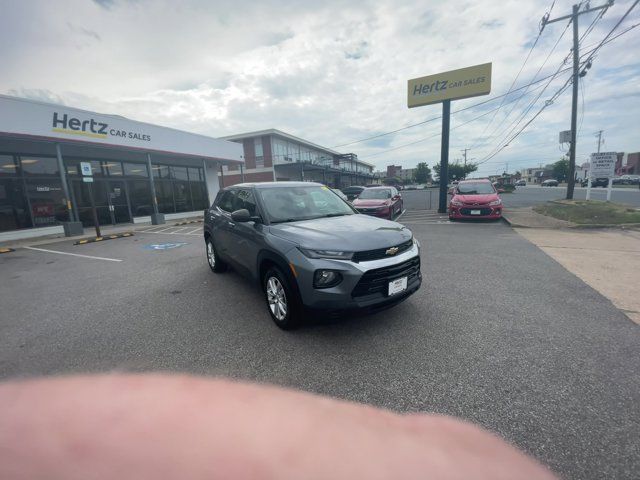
<box><xmin>388</xmin><ymin>277</ymin><xmax>408</xmax><ymax>296</ymax></box>
<box><xmin>470</xmin><ymin>209</ymin><xmax>481</xmax><ymax>215</ymax></box>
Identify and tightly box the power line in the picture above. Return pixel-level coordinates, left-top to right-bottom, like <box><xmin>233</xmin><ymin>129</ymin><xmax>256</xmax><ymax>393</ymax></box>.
<box><xmin>331</xmin><ymin>65</ymin><xmax>573</xmax><ymax>149</ymax></box>
<box><xmin>467</xmin><ymin>1</ymin><xmax>556</xmax><ymax>151</ymax></box>
<box><xmin>359</xmin><ymin>77</ymin><xmax>553</xmax><ymax>159</ymax></box>
<box><xmin>470</xmin><ymin>18</ymin><xmax>572</xmax><ymax>151</ymax></box>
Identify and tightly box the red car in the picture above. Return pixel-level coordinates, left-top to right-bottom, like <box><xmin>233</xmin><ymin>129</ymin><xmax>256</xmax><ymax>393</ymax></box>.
<box><xmin>448</xmin><ymin>180</ymin><xmax>502</xmax><ymax>220</ymax></box>
<box><xmin>353</xmin><ymin>186</ymin><xmax>403</xmax><ymax>220</ymax></box>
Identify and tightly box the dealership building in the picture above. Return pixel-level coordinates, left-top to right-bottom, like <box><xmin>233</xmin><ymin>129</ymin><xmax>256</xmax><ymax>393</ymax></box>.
<box><xmin>219</xmin><ymin>129</ymin><xmax>377</xmax><ymax>188</ymax></box>
<box><xmin>0</xmin><ymin>94</ymin><xmax>243</xmax><ymax>241</ymax></box>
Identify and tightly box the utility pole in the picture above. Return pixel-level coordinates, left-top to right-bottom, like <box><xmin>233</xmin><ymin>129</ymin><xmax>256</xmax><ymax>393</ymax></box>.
<box><xmin>543</xmin><ymin>0</ymin><xmax>614</xmax><ymax>200</ymax></box>
<box><xmin>461</xmin><ymin>148</ymin><xmax>470</xmax><ymax>166</ymax></box>
<box><xmin>595</xmin><ymin>130</ymin><xmax>604</xmax><ymax>153</ymax></box>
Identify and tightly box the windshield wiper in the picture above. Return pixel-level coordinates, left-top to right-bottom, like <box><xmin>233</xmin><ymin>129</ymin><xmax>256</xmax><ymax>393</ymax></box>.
<box><xmin>321</xmin><ymin>213</ymin><xmax>351</xmax><ymax>218</ymax></box>
<box><xmin>271</xmin><ymin>218</ymin><xmax>301</xmax><ymax>224</ymax></box>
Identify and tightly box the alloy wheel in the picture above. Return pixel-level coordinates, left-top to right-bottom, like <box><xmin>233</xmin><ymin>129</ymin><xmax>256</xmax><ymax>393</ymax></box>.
<box><xmin>207</xmin><ymin>241</ymin><xmax>215</xmax><ymax>268</ymax></box>
<box><xmin>266</xmin><ymin>276</ymin><xmax>287</xmax><ymax>321</ymax></box>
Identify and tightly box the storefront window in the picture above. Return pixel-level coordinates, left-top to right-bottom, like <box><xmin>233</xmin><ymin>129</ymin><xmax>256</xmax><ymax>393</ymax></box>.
<box><xmin>104</xmin><ymin>161</ymin><xmax>123</xmax><ymax>176</ymax></box>
<box><xmin>171</xmin><ymin>166</ymin><xmax>189</xmax><ymax>180</ymax></box>
<box><xmin>0</xmin><ymin>178</ymin><xmax>31</xmax><ymax>231</ymax></box>
<box><xmin>25</xmin><ymin>178</ymin><xmax>68</xmax><ymax>226</ymax></box>
<box><xmin>124</xmin><ymin>162</ymin><xmax>148</xmax><ymax>177</ymax></box>
<box><xmin>20</xmin><ymin>156</ymin><xmax>59</xmax><ymax>176</ymax></box>
<box><xmin>155</xmin><ymin>180</ymin><xmax>174</xmax><ymax>213</ymax></box>
<box><xmin>152</xmin><ymin>164</ymin><xmax>170</xmax><ymax>179</ymax></box>
<box><xmin>173</xmin><ymin>180</ymin><xmax>191</xmax><ymax>212</ymax></box>
<box><xmin>190</xmin><ymin>181</ymin><xmax>208</xmax><ymax>210</ymax></box>
<box><xmin>127</xmin><ymin>180</ymin><xmax>153</xmax><ymax>216</ymax></box>
<box><xmin>0</xmin><ymin>155</ymin><xmax>19</xmax><ymax>177</ymax></box>
<box><xmin>187</xmin><ymin>167</ymin><xmax>201</xmax><ymax>182</ymax></box>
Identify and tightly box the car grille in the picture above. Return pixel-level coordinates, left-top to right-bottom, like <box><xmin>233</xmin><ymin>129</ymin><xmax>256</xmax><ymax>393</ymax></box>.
<box><xmin>352</xmin><ymin>256</ymin><xmax>420</xmax><ymax>298</ymax></box>
<box><xmin>352</xmin><ymin>239</ymin><xmax>413</xmax><ymax>262</ymax></box>
<box><xmin>460</xmin><ymin>208</ymin><xmax>493</xmax><ymax>216</ymax></box>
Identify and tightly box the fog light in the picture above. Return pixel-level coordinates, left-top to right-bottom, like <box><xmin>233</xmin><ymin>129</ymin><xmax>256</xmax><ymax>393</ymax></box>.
<box><xmin>313</xmin><ymin>270</ymin><xmax>342</xmax><ymax>288</ymax></box>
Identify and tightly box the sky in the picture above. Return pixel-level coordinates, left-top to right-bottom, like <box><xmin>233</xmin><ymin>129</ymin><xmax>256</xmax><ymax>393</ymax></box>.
<box><xmin>1</xmin><ymin>0</ymin><xmax>639</xmax><ymax>177</ymax></box>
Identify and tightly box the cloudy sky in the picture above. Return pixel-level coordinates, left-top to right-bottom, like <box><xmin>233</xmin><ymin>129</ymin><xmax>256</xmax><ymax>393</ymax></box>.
<box><xmin>1</xmin><ymin>0</ymin><xmax>639</xmax><ymax>176</ymax></box>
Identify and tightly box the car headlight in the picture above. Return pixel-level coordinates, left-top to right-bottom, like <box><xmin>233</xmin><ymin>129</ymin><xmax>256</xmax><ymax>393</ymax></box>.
<box><xmin>451</xmin><ymin>199</ymin><xmax>463</xmax><ymax>206</ymax></box>
<box><xmin>298</xmin><ymin>248</ymin><xmax>353</xmax><ymax>260</ymax></box>
<box><xmin>313</xmin><ymin>269</ymin><xmax>343</xmax><ymax>288</ymax></box>
<box><xmin>489</xmin><ymin>199</ymin><xmax>502</xmax><ymax>206</ymax></box>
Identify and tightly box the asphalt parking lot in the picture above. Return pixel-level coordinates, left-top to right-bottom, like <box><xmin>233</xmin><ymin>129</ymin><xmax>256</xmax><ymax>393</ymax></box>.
<box><xmin>1</xmin><ymin>221</ymin><xmax>639</xmax><ymax>479</ymax></box>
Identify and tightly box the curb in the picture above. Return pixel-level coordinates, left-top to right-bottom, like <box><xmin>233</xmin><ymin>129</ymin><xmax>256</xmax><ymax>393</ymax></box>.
<box><xmin>568</xmin><ymin>223</ymin><xmax>640</xmax><ymax>229</ymax></box>
<box><xmin>174</xmin><ymin>219</ymin><xmax>203</xmax><ymax>226</ymax></box>
<box><xmin>0</xmin><ymin>247</ymin><xmax>15</xmax><ymax>254</ymax></box>
<box><xmin>74</xmin><ymin>232</ymin><xmax>134</xmax><ymax>245</ymax></box>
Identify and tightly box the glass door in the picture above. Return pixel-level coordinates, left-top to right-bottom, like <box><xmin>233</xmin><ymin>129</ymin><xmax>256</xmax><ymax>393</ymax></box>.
<box><xmin>106</xmin><ymin>180</ymin><xmax>131</xmax><ymax>224</ymax></box>
<box><xmin>72</xmin><ymin>180</ymin><xmax>111</xmax><ymax>228</ymax></box>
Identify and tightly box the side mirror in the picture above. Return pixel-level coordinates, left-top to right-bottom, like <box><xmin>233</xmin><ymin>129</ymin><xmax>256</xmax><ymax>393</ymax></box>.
<box><xmin>231</xmin><ymin>209</ymin><xmax>252</xmax><ymax>222</ymax></box>
<box><xmin>448</xmin><ymin>188</ymin><xmax>455</xmax><ymax>195</ymax></box>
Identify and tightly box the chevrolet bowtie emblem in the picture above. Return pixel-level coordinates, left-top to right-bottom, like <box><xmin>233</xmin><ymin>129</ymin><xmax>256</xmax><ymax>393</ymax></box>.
<box><xmin>385</xmin><ymin>247</ymin><xmax>399</xmax><ymax>255</ymax></box>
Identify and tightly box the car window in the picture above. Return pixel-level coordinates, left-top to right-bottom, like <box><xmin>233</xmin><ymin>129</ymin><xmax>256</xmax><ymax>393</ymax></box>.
<box><xmin>236</xmin><ymin>189</ymin><xmax>257</xmax><ymax>216</ymax></box>
<box><xmin>358</xmin><ymin>189</ymin><xmax>392</xmax><ymax>199</ymax></box>
<box><xmin>216</xmin><ymin>190</ymin><xmax>236</xmax><ymax>212</ymax></box>
<box><xmin>456</xmin><ymin>183</ymin><xmax>495</xmax><ymax>194</ymax></box>
<box><xmin>257</xmin><ymin>186</ymin><xmax>354</xmax><ymax>223</ymax></box>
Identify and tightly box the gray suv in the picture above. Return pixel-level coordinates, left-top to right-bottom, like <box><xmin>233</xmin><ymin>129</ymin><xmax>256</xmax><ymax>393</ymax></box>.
<box><xmin>204</xmin><ymin>182</ymin><xmax>421</xmax><ymax>329</ymax></box>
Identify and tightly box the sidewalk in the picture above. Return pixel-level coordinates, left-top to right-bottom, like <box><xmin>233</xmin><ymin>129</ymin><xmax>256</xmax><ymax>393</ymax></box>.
<box><xmin>0</xmin><ymin>216</ymin><xmax>203</xmax><ymax>250</ymax></box>
<box><xmin>516</xmin><ymin>228</ymin><xmax>640</xmax><ymax>325</ymax></box>
<box><xmin>502</xmin><ymin>207</ymin><xmax>573</xmax><ymax>228</ymax></box>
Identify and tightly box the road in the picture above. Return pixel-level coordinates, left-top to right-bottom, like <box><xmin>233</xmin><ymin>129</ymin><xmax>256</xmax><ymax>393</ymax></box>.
<box><xmin>400</xmin><ymin>185</ymin><xmax>640</xmax><ymax>210</ymax></box>
<box><xmin>1</xmin><ymin>222</ymin><xmax>639</xmax><ymax>479</ymax></box>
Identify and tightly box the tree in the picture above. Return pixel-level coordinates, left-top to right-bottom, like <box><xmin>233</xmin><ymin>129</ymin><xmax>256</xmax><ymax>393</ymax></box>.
<box><xmin>433</xmin><ymin>161</ymin><xmax>478</xmax><ymax>183</ymax></box>
<box><xmin>552</xmin><ymin>158</ymin><xmax>569</xmax><ymax>182</ymax></box>
<box><xmin>414</xmin><ymin>162</ymin><xmax>431</xmax><ymax>184</ymax></box>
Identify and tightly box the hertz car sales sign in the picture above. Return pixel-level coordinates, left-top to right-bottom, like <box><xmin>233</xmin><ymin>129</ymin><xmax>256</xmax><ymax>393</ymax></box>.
<box><xmin>408</xmin><ymin>63</ymin><xmax>492</xmax><ymax>108</ymax></box>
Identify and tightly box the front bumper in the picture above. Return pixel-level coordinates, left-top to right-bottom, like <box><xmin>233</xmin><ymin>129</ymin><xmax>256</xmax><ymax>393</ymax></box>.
<box><xmin>449</xmin><ymin>205</ymin><xmax>502</xmax><ymax>219</ymax></box>
<box><xmin>356</xmin><ymin>207</ymin><xmax>391</xmax><ymax>218</ymax></box>
<box><xmin>288</xmin><ymin>242</ymin><xmax>422</xmax><ymax>312</ymax></box>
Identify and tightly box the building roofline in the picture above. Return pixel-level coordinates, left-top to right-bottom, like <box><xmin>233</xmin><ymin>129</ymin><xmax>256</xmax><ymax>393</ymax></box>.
<box><xmin>221</xmin><ymin>128</ymin><xmax>374</xmax><ymax>168</ymax></box>
<box><xmin>0</xmin><ymin>93</ymin><xmax>230</xmax><ymax>145</ymax></box>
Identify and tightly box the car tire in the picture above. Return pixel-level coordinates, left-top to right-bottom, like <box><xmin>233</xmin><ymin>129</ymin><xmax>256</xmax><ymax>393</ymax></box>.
<box><xmin>263</xmin><ymin>267</ymin><xmax>301</xmax><ymax>330</ymax></box>
<box><xmin>205</xmin><ymin>237</ymin><xmax>227</xmax><ymax>273</ymax></box>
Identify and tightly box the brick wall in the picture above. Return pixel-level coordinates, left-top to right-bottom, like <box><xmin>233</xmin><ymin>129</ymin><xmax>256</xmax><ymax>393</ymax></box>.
<box><xmin>262</xmin><ymin>136</ymin><xmax>273</xmax><ymax>167</ymax></box>
<box><xmin>220</xmin><ymin>170</ymin><xmax>274</xmax><ymax>188</ymax></box>
<box><xmin>243</xmin><ymin>138</ymin><xmax>256</xmax><ymax>169</ymax></box>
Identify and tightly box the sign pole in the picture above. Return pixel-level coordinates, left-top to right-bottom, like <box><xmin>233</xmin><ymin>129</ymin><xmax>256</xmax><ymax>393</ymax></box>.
<box><xmin>438</xmin><ymin>100</ymin><xmax>451</xmax><ymax>213</ymax></box>
<box><xmin>606</xmin><ymin>177</ymin><xmax>612</xmax><ymax>202</ymax></box>
<box><xmin>87</xmin><ymin>182</ymin><xmax>101</xmax><ymax>238</ymax></box>
<box><xmin>586</xmin><ymin>177</ymin><xmax>592</xmax><ymax>200</ymax></box>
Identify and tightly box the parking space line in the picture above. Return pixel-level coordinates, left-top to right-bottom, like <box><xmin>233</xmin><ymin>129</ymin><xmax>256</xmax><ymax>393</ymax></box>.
<box><xmin>153</xmin><ymin>226</ymin><xmax>179</xmax><ymax>233</ymax></box>
<box><xmin>23</xmin><ymin>246</ymin><xmax>123</xmax><ymax>262</ymax></box>
<box><xmin>185</xmin><ymin>227</ymin><xmax>202</xmax><ymax>234</ymax></box>
<box><xmin>172</xmin><ymin>227</ymin><xmax>191</xmax><ymax>233</ymax></box>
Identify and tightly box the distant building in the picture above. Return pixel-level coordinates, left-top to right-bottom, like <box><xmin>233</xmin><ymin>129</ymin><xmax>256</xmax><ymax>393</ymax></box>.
<box><xmin>386</xmin><ymin>165</ymin><xmax>402</xmax><ymax>178</ymax></box>
<box><xmin>621</xmin><ymin>152</ymin><xmax>640</xmax><ymax>175</ymax></box>
<box><xmin>521</xmin><ymin>167</ymin><xmax>546</xmax><ymax>184</ymax></box>
<box><xmin>219</xmin><ymin>129</ymin><xmax>376</xmax><ymax>189</ymax></box>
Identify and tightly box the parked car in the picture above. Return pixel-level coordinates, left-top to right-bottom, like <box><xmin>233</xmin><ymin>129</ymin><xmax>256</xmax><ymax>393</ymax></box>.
<box><xmin>352</xmin><ymin>186</ymin><xmax>403</xmax><ymax>220</ymax></box>
<box><xmin>515</xmin><ymin>179</ymin><xmax>526</xmax><ymax>186</ymax></box>
<box><xmin>341</xmin><ymin>185</ymin><xmax>366</xmax><ymax>201</ymax></box>
<box><xmin>624</xmin><ymin>175</ymin><xmax>640</xmax><ymax>185</ymax></box>
<box><xmin>541</xmin><ymin>179</ymin><xmax>559</xmax><ymax>187</ymax></box>
<box><xmin>591</xmin><ymin>177</ymin><xmax>609</xmax><ymax>187</ymax></box>
<box><xmin>332</xmin><ymin>188</ymin><xmax>348</xmax><ymax>201</ymax></box>
<box><xmin>448</xmin><ymin>179</ymin><xmax>502</xmax><ymax>220</ymax></box>
<box><xmin>204</xmin><ymin>182</ymin><xmax>421</xmax><ymax>329</ymax></box>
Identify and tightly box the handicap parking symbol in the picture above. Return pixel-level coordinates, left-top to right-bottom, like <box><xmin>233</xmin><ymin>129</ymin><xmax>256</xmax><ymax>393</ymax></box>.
<box><xmin>143</xmin><ymin>242</ymin><xmax>188</xmax><ymax>250</ymax></box>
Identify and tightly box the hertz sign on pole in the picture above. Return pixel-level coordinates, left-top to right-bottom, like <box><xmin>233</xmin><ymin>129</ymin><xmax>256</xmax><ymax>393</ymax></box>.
<box><xmin>408</xmin><ymin>63</ymin><xmax>492</xmax><ymax>107</ymax></box>
<box><xmin>407</xmin><ymin>62</ymin><xmax>492</xmax><ymax>212</ymax></box>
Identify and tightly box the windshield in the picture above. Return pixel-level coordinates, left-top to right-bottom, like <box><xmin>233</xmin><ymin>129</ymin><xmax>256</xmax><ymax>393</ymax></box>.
<box><xmin>456</xmin><ymin>183</ymin><xmax>495</xmax><ymax>195</ymax></box>
<box><xmin>257</xmin><ymin>186</ymin><xmax>354</xmax><ymax>223</ymax></box>
<box><xmin>358</xmin><ymin>189</ymin><xmax>392</xmax><ymax>200</ymax></box>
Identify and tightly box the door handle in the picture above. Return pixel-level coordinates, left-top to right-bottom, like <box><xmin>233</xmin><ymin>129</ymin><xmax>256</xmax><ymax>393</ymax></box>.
<box><xmin>227</xmin><ymin>221</ymin><xmax>236</xmax><ymax>228</ymax></box>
